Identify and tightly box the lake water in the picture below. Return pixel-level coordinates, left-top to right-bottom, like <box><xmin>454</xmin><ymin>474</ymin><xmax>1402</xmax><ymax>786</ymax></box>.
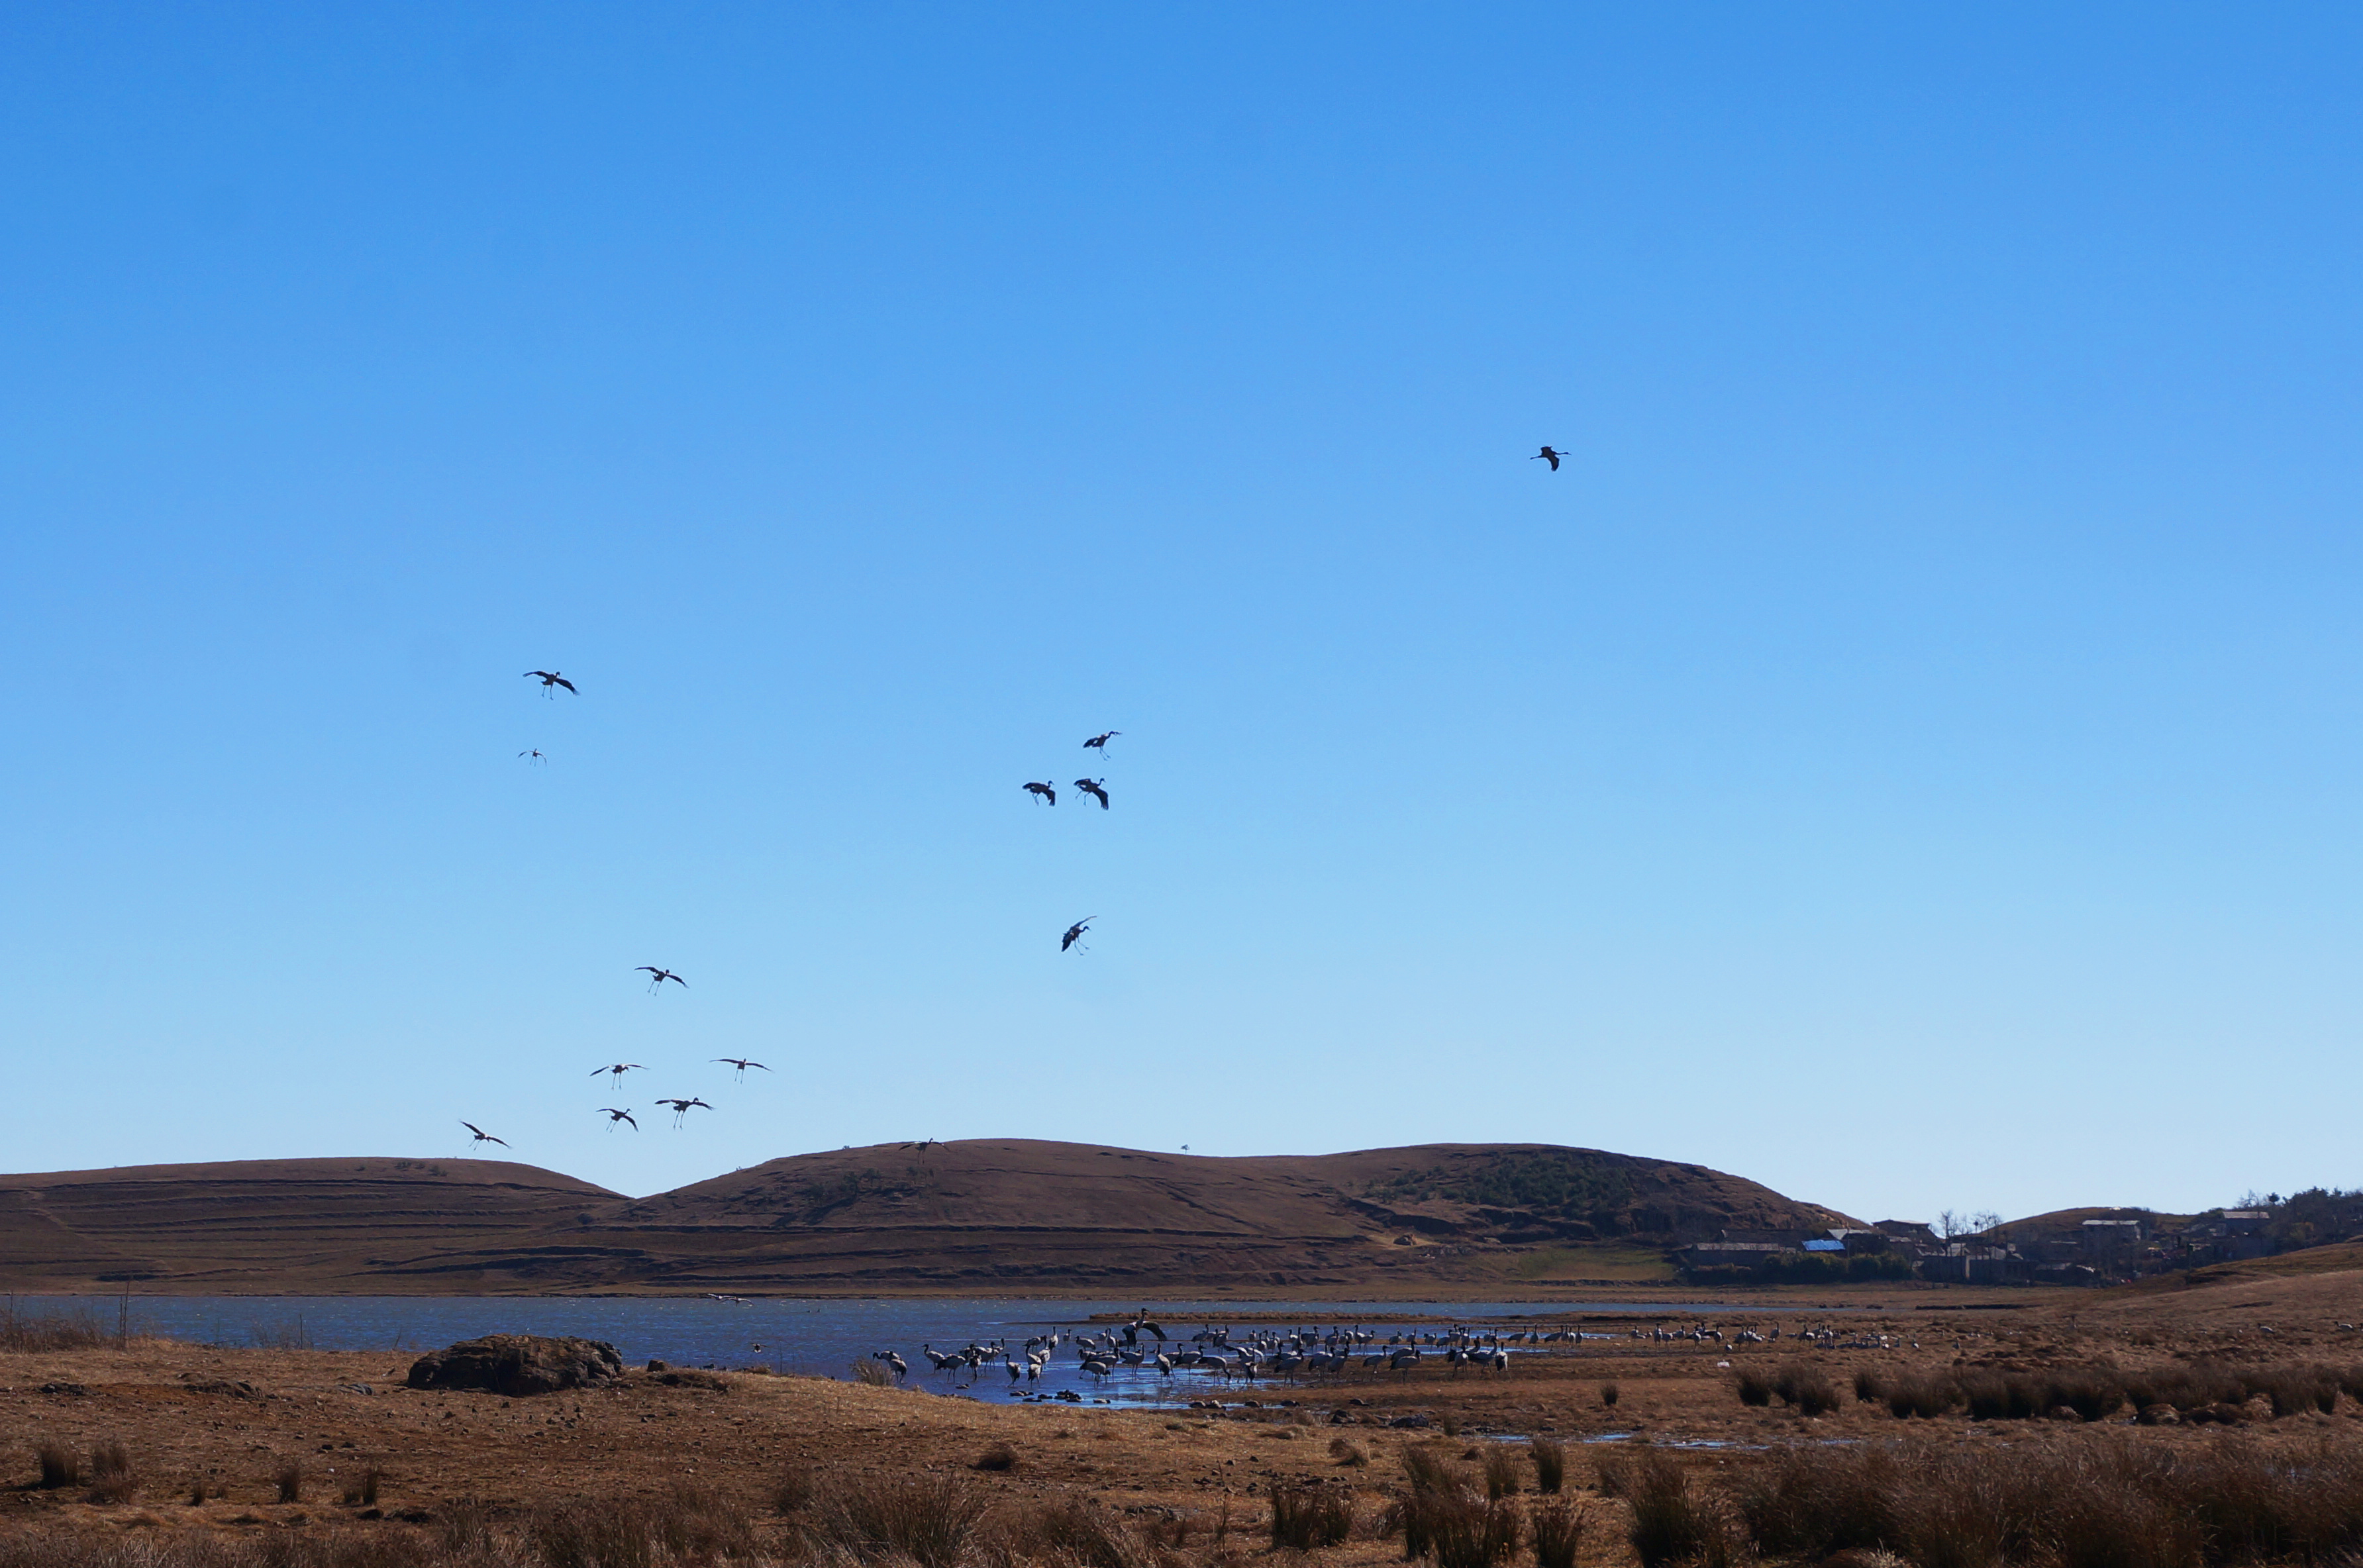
<box><xmin>5</xmin><ymin>1295</ymin><xmax>1796</xmax><ymax>1408</ymax></box>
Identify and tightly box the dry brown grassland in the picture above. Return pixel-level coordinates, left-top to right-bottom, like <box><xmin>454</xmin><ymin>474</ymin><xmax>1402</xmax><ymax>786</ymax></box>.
<box><xmin>6</xmin><ymin>1285</ymin><xmax>2363</xmax><ymax>1567</ymax></box>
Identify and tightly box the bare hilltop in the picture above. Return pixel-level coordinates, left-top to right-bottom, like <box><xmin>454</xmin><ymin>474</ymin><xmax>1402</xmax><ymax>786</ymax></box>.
<box><xmin>0</xmin><ymin>1140</ymin><xmax>1853</xmax><ymax>1295</ymax></box>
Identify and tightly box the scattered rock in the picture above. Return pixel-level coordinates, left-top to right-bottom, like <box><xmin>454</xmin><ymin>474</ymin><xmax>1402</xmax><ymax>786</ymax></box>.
<box><xmin>1387</xmin><ymin>1414</ymin><xmax>1431</xmax><ymax>1429</ymax></box>
<box><xmin>405</xmin><ymin>1334</ymin><xmax>624</xmax><ymax>1396</ymax></box>
<box><xmin>2137</xmin><ymin>1404</ymin><xmax>2180</xmax><ymax>1426</ymax></box>
<box><xmin>40</xmin><ymin>1383</ymin><xmax>89</xmax><ymax>1396</ymax></box>
<box><xmin>646</xmin><ymin>1359</ymin><xmax>668</xmax><ymax>1372</ymax></box>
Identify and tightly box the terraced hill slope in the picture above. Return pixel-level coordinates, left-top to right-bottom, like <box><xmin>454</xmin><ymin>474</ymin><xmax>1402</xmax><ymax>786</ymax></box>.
<box><xmin>0</xmin><ymin>1142</ymin><xmax>1853</xmax><ymax>1295</ymax></box>
<box><xmin>0</xmin><ymin>1158</ymin><xmax>619</xmax><ymax>1291</ymax></box>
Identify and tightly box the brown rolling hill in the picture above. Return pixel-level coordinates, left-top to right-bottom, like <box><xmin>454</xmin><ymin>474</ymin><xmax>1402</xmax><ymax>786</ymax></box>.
<box><xmin>0</xmin><ymin>1141</ymin><xmax>1854</xmax><ymax>1295</ymax></box>
<box><xmin>0</xmin><ymin>1158</ymin><xmax>621</xmax><ymax>1292</ymax></box>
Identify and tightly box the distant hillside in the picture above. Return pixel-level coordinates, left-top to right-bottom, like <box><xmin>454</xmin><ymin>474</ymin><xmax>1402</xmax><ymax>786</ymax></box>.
<box><xmin>0</xmin><ymin>1142</ymin><xmax>1853</xmax><ymax>1295</ymax></box>
<box><xmin>0</xmin><ymin>1158</ymin><xmax>618</xmax><ymax>1291</ymax></box>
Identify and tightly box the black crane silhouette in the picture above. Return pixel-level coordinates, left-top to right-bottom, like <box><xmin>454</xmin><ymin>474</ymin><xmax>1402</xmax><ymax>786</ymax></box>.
<box><xmin>656</xmin><ymin>1097</ymin><xmax>712</xmax><ymax>1128</ymax></box>
<box><xmin>523</xmin><ymin>670</ymin><xmax>578</xmax><ymax>695</ymax></box>
<box><xmin>1072</xmin><ymin>777</ymin><xmax>1109</xmax><ymax>810</ymax></box>
<box><xmin>460</xmin><ymin>1120</ymin><xmax>508</xmax><ymax>1149</ymax></box>
<box><xmin>1062</xmin><ymin>916</ymin><xmax>1095</xmax><ymax>952</ymax></box>
<box><xmin>636</xmin><ymin>967</ymin><xmax>686</xmax><ymax>992</ymax></box>
<box><xmin>1083</xmin><ymin>730</ymin><xmax>1121</xmax><ymax>754</ymax></box>
<box><xmin>713</xmin><ymin>1057</ymin><xmax>770</xmax><ymax>1081</ymax></box>
<box><xmin>1023</xmin><ymin>781</ymin><xmax>1056</xmax><ymax>806</ymax></box>
<box><xmin>901</xmin><ymin>1138</ymin><xmax>941</xmax><ymax>1152</ymax></box>
<box><xmin>599</xmin><ymin>1107</ymin><xmax>638</xmax><ymax>1131</ymax></box>
<box><xmin>591</xmin><ymin>1062</ymin><xmax>646</xmax><ymax>1084</ymax></box>
<box><xmin>519</xmin><ymin>748</ymin><xmax>548</xmax><ymax>764</ymax></box>
<box><xmin>1531</xmin><ymin>446</ymin><xmax>1568</xmax><ymax>471</ymax></box>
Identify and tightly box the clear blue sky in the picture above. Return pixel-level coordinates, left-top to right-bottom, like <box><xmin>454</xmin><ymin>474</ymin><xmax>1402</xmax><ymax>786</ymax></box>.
<box><xmin>5</xmin><ymin>5</ymin><xmax>2359</xmax><ymax>1225</ymax></box>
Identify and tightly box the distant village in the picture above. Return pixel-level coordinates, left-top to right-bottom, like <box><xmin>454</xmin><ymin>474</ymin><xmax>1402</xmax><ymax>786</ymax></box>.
<box><xmin>1678</xmin><ymin>1186</ymin><xmax>2363</xmax><ymax>1287</ymax></box>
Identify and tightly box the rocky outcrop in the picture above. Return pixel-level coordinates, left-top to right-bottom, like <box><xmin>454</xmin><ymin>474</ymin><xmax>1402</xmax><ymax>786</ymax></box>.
<box><xmin>405</xmin><ymin>1334</ymin><xmax>624</xmax><ymax>1395</ymax></box>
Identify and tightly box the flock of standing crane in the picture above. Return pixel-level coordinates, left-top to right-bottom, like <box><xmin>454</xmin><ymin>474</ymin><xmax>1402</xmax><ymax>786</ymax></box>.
<box><xmin>862</xmin><ymin>1314</ymin><xmax>1582</xmax><ymax>1398</ymax></box>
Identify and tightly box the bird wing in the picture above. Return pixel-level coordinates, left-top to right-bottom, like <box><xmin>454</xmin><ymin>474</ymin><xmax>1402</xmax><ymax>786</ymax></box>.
<box><xmin>665</xmin><ymin>973</ymin><xmax>686</xmax><ymax>985</ymax></box>
<box><xmin>461</xmin><ymin>1121</ymin><xmax>483</xmax><ymax>1136</ymax></box>
<box><xmin>590</xmin><ymin>1066</ymin><xmax>610</xmax><ymax>1076</ymax></box>
<box><xmin>747</xmin><ymin>1061</ymin><xmax>770</xmax><ymax>1071</ymax></box>
<box><xmin>621</xmin><ymin>1114</ymin><xmax>635</xmax><ymax>1130</ymax></box>
<box><xmin>554</xmin><ymin>677</ymin><xmax>577</xmax><ymax>693</ymax></box>
<box><xmin>489</xmin><ymin>1134</ymin><xmax>509</xmax><ymax>1146</ymax></box>
<box><xmin>634</xmin><ymin>966</ymin><xmax>658</xmax><ymax>975</ymax></box>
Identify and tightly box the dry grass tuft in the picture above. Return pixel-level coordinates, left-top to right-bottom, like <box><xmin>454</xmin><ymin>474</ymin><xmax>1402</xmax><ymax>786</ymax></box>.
<box><xmin>87</xmin><ymin>1439</ymin><xmax>135</xmax><ymax>1504</ymax></box>
<box><xmin>1002</xmin><ymin>1494</ymin><xmax>1155</xmax><ymax>1568</ymax></box>
<box><xmin>277</xmin><ymin>1460</ymin><xmax>305</xmax><ymax>1503</ymax></box>
<box><xmin>972</xmin><ymin>1442</ymin><xmax>1019</xmax><ymax>1473</ymax></box>
<box><xmin>1528</xmin><ymin>1497</ymin><xmax>1588</xmax><ymax>1568</ymax></box>
<box><xmin>1599</xmin><ymin>1447</ymin><xmax>1733</xmax><ymax>1568</ymax></box>
<box><xmin>34</xmin><ymin>1440</ymin><xmax>83</xmax><ymax>1490</ymax></box>
<box><xmin>801</xmin><ymin>1466</ymin><xmax>991</xmax><ymax>1568</ymax></box>
<box><xmin>1884</xmin><ymin>1372</ymin><xmax>1960</xmax><ymax>1420</ymax></box>
<box><xmin>774</xmin><ymin>1463</ymin><xmax>819</xmax><ymax>1516</ymax></box>
<box><xmin>1772</xmin><ymin>1363</ymin><xmax>1840</xmax><ymax>1416</ymax></box>
<box><xmin>1599</xmin><ymin>1381</ymin><xmax>1619</xmax><ymax>1408</ymax></box>
<box><xmin>342</xmin><ymin>1467</ymin><xmax>382</xmax><ymax>1506</ymax></box>
<box><xmin>1527</xmin><ymin>1436</ymin><xmax>1564</xmax><ymax>1495</ymax></box>
<box><xmin>532</xmin><ymin>1485</ymin><xmax>756</xmax><ymax>1568</ymax></box>
<box><xmin>1330</xmin><ymin>1436</ymin><xmax>1370</xmax><ymax>1467</ymax></box>
<box><xmin>1401</xmin><ymin>1444</ymin><xmax>1459</xmax><ymax>1497</ymax></box>
<box><xmin>1419</xmin><ymin>1492</ymin><xmax>1521</xmax><ymax>1568</ymax></box>
<box><xmin>438</xmin><ymin>1496</ymin><xmax>495</xmax><ymax>1555</ymax></box>
<box><xmin>850</xmin><ymin>1358</ymin><xmax>895</xmax><ymax>1388</ymax></box>
<box><xmin>1482</xmin><ymin>1446</ymin><xmax>1521</xmax><ymax>1500</ymax></box>
<box><xmin>1723</xmin><ymin>1432</ymin><xmax>2363</xmax><ymax>1568</ymax></box>
<box><xmin>1270</xmin><ymin>1483</ymin><xmax>1355</xmax><ymax>1550</ymax></box>
<box><xmin>0</xmin><ymin>1305</ymin><xmax>109</xmax><ymax>1353</ymax></box>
